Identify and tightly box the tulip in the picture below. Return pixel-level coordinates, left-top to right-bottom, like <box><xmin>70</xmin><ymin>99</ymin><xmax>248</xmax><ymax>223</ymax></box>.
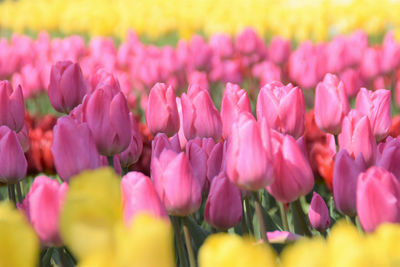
<box><xmin>333</xmin><ymin>149</ymin><xmax>366</xmax><ymax>216</ymax></box>
<box><xmin>21</xmin><ymin>176</ymin><xmax>68</xmax><ymax>245</ymax></box>
<box><xmin>357</xmin><ymin>167</ymin><xmax>400</xmax><ymax>232</ymax></box>
<box><xmin>89</xmin><ymin>68</ymin><xmax>121</xmax><ymax>94</ymax></box>
<box><xmin>121</xmin><ymin>171</ymin><xmax>168</xmax><ymax>224</ymax></box>
<box><xmin>226</xmin><ymin>112</ymin><xmax>274</xmax><ymax>191</ymax></box>
<box><xmin>207</xmin><ymin>141</ymin><xmax>225</xmax><ymax>187</ymax></box>
<box><xmin>186</xmin><ymin>139</ymin><xmax>208</xmax><ymax>191</ymax></box>
<box><xmin>145</xmin><ymin>83</ymin><xmax>180</xmax><ymax>137</ymax></box>
<box><xmin>288</xmin><ymin>42</ymin><xmax>319</xmax><ymax>88</ymax></box>
<box><xmin>119</xmin><ymin>113</ymin><xmax>143</xmax><ymax>168</ymax></box>
<box><xmin>266</xmin><ymin>231</ymin><xmax>301</xmax><ymax>244</ymax></box>
<box><xmin>314</xmin><ymin>73</ymin><xmax>350</xmax><ymax>134</ymax></box>
<box><xmin>339</xmin><ymin>68</ymin><xmax>362</xmax><ymax>98</ymax></box>
<box><xmin>338</xmin><ymin>110</ymin><xmax>377</xmax><ymax>166</ymax></box>
<box><xmin>0</xmin><ymin>81</ymin><xmax>25</xmax><ymax>132</ymax></box>
<box><xmin>308</xmin><ymin>192</ymin><xmax>330</xmax><ymax>232</ymax></box>
<box><xmin>266</xmin><ymin>132</ymin><xmax>314</xmax><ymax>203</ymax></box>
<box><xmin>181</xmin><ymin>84</ymin><xmax>222</xmax><ymax>141</ymax></box>
<box><xmin>257</xmin><ymin>81</ymin><xmax>305</xmax><ymax>139</ymax></box>
<box><xmin>48</xmin><ymin>61</ymin><xmax>87</xmax><ymax>114</ymax></box>
<box><xmin>381</xmin><ymin>31</ymin><xmax>400</xmax><ymax>72</ymax></box>
<box><xmin>85</xmin><ymin>86</ymin><xmax>132</xmax><ymax>156</ymax></box>
<box><xmin>269</xmin><ymin>37</ymin><xmax>291</xmax><ymax>65</ymax></box>
<box><xmin>220</xmin><ymin>83</ymin><xmax>251</xmax><ymax>138</ymax></box>
<box><xmin>209</xmin><ymin>34</ymin><xmax>234</xmax><ymax>59</ymax></box>
<box><xmin>360</xmin><ymin>47</ymin><xmax>381</xmax><ymax>79</ymax></box>
<box><xmin>376</xmin><ymin>136</ymin><xmax>400</xmax><ymax>179</ymax></box>
<box><xmin>355</xmin><ymin>88</ymin><xmax>391</xmax><ymax>141</ymax></box>
<box><xmin>51</xmin><ymin>116</ymin><xmax>101</xmax><ymax>181</ymax></box>
<box><xmin>204</xmin><ymin>172</ymin><xmax>242</xmax><ymax>230</ymax></box>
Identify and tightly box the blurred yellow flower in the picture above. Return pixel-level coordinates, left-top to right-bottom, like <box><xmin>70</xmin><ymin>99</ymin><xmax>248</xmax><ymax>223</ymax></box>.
<box><xmin>281</xmin><ymin>237</ymin><xmax>328</xmax><ymax>267</ymax></box>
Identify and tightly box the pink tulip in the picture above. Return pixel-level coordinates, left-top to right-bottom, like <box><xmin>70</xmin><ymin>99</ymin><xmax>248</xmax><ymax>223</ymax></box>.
<box><xmin>21</xmin><ymin>176</ymin><xmax>68</xmax><ymax>245</ymax></box>
<box><xmin>188</xmin><ymin>71</ymin><xmax>209</xmax><ymax>92</ymax></box>
<box><xmin>206</xmin><ymin>141</ymin><xmax>225</xmax><ymax>188</ymax></box>
<box><xmin>381</xmin><ymin>31</ymin><xmax>400</xmax><ymax>72</ymax></box>
<box><xmin>210</xmin><ymin>34</ymin><xmax>234</xmax><ymax>59</ymax></box>
<box><xmin>185</xmin><ymin>139</ymin><xmax>208</xmax><ymax>191</ymax></box>
<box><xmin>89</xmin><ymin>68</ymin><xmax>121</xmax><ymax>94</ymax></box>
<box><xmin>0</xmin><ymin>81</ymin><xmax>25</xmax><ymax>132</ymax></box>
<box><xmin>266</xmin><ymin>231</ymin><xmax>301</xmax><ymax>244</ymax></box>
<box><xmin>220</xmin><ymin>83</ymin><xmax>251</xmax><ymax>138</ymax></box>
<box><xmin>376</xmin><ymin>136</ymin><xmax>400</xmax><ymax>179</ymax></box>
<box><xmin>257</xmin><ymin>81</ymin><xmax>305</xmax><ymax>139</ymax></box>
<box><xmin>308</xmin><ymin>192</ymin><xmax>330</xmax><ymax>232</ymax></box>
<box><xmin>360</xmin><ymin>48</ymin><xmax>382</xmax><ymax>79</ymax></box>
<box><xmin>205</xmin><ymin>172</ymin><xmax>242</xmax><ymax>230</ymax></box>
<box><xmin>333</xmin><ymin>149</ymin><xmax>366</xmax><ymax>216</ymax></box>
<box><xmin>119</xmin><ymin>113</ymin><xmax>143</xmax><ymax>168</ymax></box>
<box><xmin>145</xmin><ymin>83</ymin><xmax>180</xmax><ymax>137</ymax></box>
<box><xmin>268</xmin><ymin>37</ymin><xmax>291</xmax><ymax>65</ymax></box>
<box><xmin>51</xmin><ymin>116</ymin><xmax>101</xmax><ymax>181</ymax></box>
<box><xmin>355</xmin><ymin>88</ymin><xmax>391</xmax><ymax>141</ymax></box>
<box><xmin>357</xmin><ymin>167</ymin><xmax>400</xmax><ymax>232</ymax></box>
<box><xmin>181</xmin><ymin>84</ymin><xmax>222</xmax><ymax>141</ymax></box>
<box><xmin>121</xmin><ymin>171</ymin><xmax>168</xmax><ymax>224</ymax></box>
<box><xmin>288</xmin><ymin>42</ymin><xmax>319</xmax><ymax>88</ymax></box>
<box><xmin>314</xmin><ymin>73</ymin><xmax>350</xmax><ymax>134</ymax></box>
<box><xmin>48</xmin><ymin>61</ymin><xmax>87</xmax><ymax>114</ymax></box>
<box><xmin>339</xmin><ymin>68</ymin><xmax>362</xmax><ymax>98</ymax></box>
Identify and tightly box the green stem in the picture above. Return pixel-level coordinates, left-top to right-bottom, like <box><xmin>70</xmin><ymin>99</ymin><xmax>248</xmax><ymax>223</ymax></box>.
<box><xmin>334</xmin><ymin>134</ymin><xmax>339</xmax><ymax>149</ymax></box>
<box><xmin>7</xmin><ymin>184</ymin><xmax>16</xmax><ymax>206</ymax></box>
<box><xmin>57</xmin><ymin>247</ymin><xmax>69</xmax><ymax>267</ymax></box>
<box><xmin>171</xmin><ymin>217</ymin><xmax>188</xmax><ymax>267</ymax></box>
<box><xmin>279</xmin><ymin>202</ymin><xmax>290</xmax><ymax>232</ymax></box>
<box><xmin>16</xmin><ymin>182</ymin><xmax>23</xmax><ymax>204</ymax></box>
<box><xmin>107</xmin><ymin>156</ymin><xmax>114</xmax><ymax>168</ymax></box>
<box><xmin>182</xmin><ymin>218</ymin><xmax>196</xmax><ymax>267</ymax></box>
<box><xmin>244</xmin><ymin>197</ymin><xmax>254</xmax><ymax>235</ymax></box>
<box><xmin>240</xmin><ymin>202</ymin><xmax>249</xmax><ymax>235</ymax></box>
<box><xmin>253</xmin><ymin>192</ymin><xmax>268</xmax><ymax>243</ymax></box>
<box><xmin>291</xmin><ymin>199</ymin><xmax>312</xmax><ymax>237</ymax></box>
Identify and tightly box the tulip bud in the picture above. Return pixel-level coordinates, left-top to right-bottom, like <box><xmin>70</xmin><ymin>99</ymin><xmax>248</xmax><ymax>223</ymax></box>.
<box><xmin>0</xmin><ymin>81</ymin><xmax>25</xmax><ymax>132</ymax></box>
<box><xmin>0</xmin><ymin>126</ymin><xmax>27</xmax><ymax>183</ymax></box>
<box><xmin>145</xmin><ymin>83</ymin><xmax>180</xmax><ymax>137</ymax></box>
<box><xmin>119</xmin><ymin>113</ymin><xmax>143</xmax><ymax>168</ymax></box>
<box><xmin>333</xmin><ymin>149</ymin><xmax>366</xmax><ymax>216</ymax></box>
<box><xmin>376</xmin><ymin>136</ymin><xmax>400</xmax><ymax>179</ymax></box>
<box><xmin>21</xmin><ymin>176</ymin><xmax>68</xmax><ymax>245</ymax></box>
<box><xmin>357</xmin><ymin>167</ymin><xmax>400</xmax><ymax>232</ymax></box>
<box><xmin>308</xmin><ymin>192</ymin><xmax>330</xmax><ymax>232</ymax></box>
<box><xmin>89</xmin><ymin>68</ymin><xmax>121</xmax><ymax>94</ymax></box>
<box><xmin>355</xmin><ymin>88</ymin><xmax>391</xmax><ymax>141</ymax></box>
<box><xmin>204</xmin><ymin>172</ymin><xmax>242</xmax><ymax>230</ymax></box>
<box><xmin>181</xmin><ymin>84</ymin><xmax>222</xmax><ymax>141</ymax></box>
<box><xmin>48</xmin><ymin>61</ymin><xmax>87</xmax><ymax>114</ymax></box>
<box><xmin>314</xmin><ymin>73</ymin><xmax>350</xmax><ymax>134</ymax></box>
<box><xmin>51</xmin><ymin>116</ymin><xmax>102</xmax><ymax>181</ymax></box>
<box><xmin>257</xmin><ymin>81</ymin><xmax>305</xmax><ymax>139</ymax></box>
<box><xmin>85</xmin><ymin>87</ymin><xmax>132</xmax><ymax>156</ymax></box>
<box><xmin>121</xmin><ymin>171</ymin><xmax>168</xmax><ymax>224</ymax></box>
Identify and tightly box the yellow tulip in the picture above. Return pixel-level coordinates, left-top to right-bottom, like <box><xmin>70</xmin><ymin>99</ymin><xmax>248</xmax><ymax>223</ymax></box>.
<box><xmin>281</xmin><ymin>237</ymin><xmax>328</xmax><ymax>267</ymax></box>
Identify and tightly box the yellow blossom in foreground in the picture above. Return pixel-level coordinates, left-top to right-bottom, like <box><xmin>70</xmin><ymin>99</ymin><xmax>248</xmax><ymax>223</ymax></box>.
<box><xmin>0</xmin><ymin>202</ymin><xmax>39</xmax><ymax>267</ymax></box>
<box><xmin>280</xmin><ymin>237</ymin><xmax>327</xmax><ymax>267</ymax></box>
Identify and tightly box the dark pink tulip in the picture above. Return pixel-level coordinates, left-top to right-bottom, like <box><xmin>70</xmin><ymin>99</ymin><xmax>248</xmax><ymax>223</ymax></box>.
<box><xmin>0</xmin><ymin>126</ymin><xmax>27</xmax><ymax>183</ymax></box>
<box><xmin>266</xmin><ymin>132</ymin><xmax>314</xmax><ymax>203</ymax></box>
<box><xmin>17</xmin><ymin>122</ymin><xmax>29</xmax><ymax>153</ymax></box>
<box><xmin>181</xmin><ymin>84</ymin><xmax>222</xmax><ymax>141</ymax></box>
<box><xmin>119</xmin><ymin>113</ymin><xmax>143</xmax><ymax>168</ymax></box>
<box><xmin>51</xmin><ymin>116</ymin><xmax>101</xmax><ymax>181</ymax></box>
<box><xmin>257</xmin><ymin>81</ymin><xmax>305</xmax><ymax>139</ymax></box>
<box><xmin>85</xmin><ymin>87</ymin><xmax>132</xmax><ymax>156</ymax></box>
<box><xmin>308</xmin><ymin>192</ymin><xmax>330</xmax><ymax>232</ymax></box>
<box><xmin>357</xmin><ymin>167</ymin><xmax>400</xmax><ymax>232</ymax></box>
<box><xmin>269</xmin><ymin>37</ymin><xmax>291</xmax><ymax>65</ymax></box>
<box><xmin>333</xmin><ymin>149</ymin><xmax>366</xmax><ymax>216</ymax></box>
<box><xmin>376</xmin><ymin>136</ymin><xmax>400</xmax><ymax>179</ymax></box>
<box><xmin>0</xmin><ymin>81</ymin><xmax>25</xmax><ymax>132</ymax></box>
<box><xmin>185</xmin><ymin>140</ymin><xmax>208</xmax><ymax>191</ymax></box>
<box><xmin>360</xmin><ymin>47</ymin><xmax>382</xmax><ymax>79</ymax></box>
<box><xmin>207</xmin><ymin>141</ymin><xmax>225</xmax><ymax>187</ymax></box>
<box><xmin>220</xmin><ymin>83</ymin><xmax>251</xmax><ymax>138</ymax></box>
<box><xmin>355</xmin><ymin>88</ymin><xmax>391</xmax><ymax>141</ymax></box>
<box><xmin>314</xmin><ymin>73</ymin><xmax>350</xmax><ymax>134</ymax></box>
<box><xmin>48</xmin><ymin>61</ymin><xmax>87</xmax><ymax>114</ymax></box>
<box><xmin>89</xmin><ymin>68</ymin><xmax>121</xmax><ymax>94</ymax></box>
<box><xmin>21</xmin><ymin>176</ymin><xmax>68</xmax><ymax>245</ymax></box>
<box><xmin>121</xmin><ymin>171</ymin><xmax>168</xmax><ymax>224</ymax></box>
<box><xmin>204</xmin><ymin>172</ymin><xmax>242</xmax><ymax>230</ymax></box>
<box><xmin>145</xmin><ymin>83</ymin><xmax>180</xmax><ymax>137</ymax></box>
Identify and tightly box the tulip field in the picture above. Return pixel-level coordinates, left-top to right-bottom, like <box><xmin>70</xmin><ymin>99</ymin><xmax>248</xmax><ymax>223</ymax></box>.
<box><xmin>2</xmin><ymin>0</ymin><xmax>400</xmax><ymax>266</ymax></box>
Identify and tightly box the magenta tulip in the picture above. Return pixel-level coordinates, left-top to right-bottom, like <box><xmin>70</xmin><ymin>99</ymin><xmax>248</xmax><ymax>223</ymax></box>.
<box><xmin>89</xmin><ymin>68</ymin><xmax>121</xmax><ymax>94</ymax></box>
<box><xmin>0</xmin><ymin>81</ymin><xmax>25</xmax><ymax>132</ymax></box>
<box><xmin>119</xmin><ymin>112</ymin><xmax>143</xmax><ymax>168</ymax></box>
<box><xmin>308</xmin><ymin>192</ymin><xmax>330</xmax><ymax>232</ymax></box>
<box><xmin>376</xmin><ymin>136</ymin><xmax>400</xmax><ymax>179</ymax></box>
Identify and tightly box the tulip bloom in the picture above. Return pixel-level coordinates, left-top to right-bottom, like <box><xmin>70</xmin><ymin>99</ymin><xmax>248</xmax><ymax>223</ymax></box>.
<box><xmin>89</xmin><ymin>68</ymin><xmax>121</xmax><ymax>94</ymax></box>
<box><xmin>51</xmin><ymin>116</ymin><xmax>102</xmax><ymax>181</ymax></box>
<box><xmin>119</xmin><ymin>113</ymin><xmax>143</xmax><ymax>168</ymax></box>
<box><xmin>145</xmin><ymin>83</ymin><xmax>180</xmax><ymax>137</ymax></box>
<box><xmin>355</xmin><ymin>88</ymin><xmax>391</xmax><ymax>141</ymax></box>
<box><xmin>308</xmin><ymin>192</ymin><xmax>330</xmax><ymax>232</ymax></box>
<box><xmin>185</xmin><ymin>139</ymin><xmax>208</xmax><ymax>191</ymax></box>
<box><xmin>205</xmin><ymin>172</ymin><xmax>242</xmax><ymax>230</ymax></box>
<box><xmin>269</xmin><ymin>37</ymin><xmax>291</xmax><ymax>65</ymax></box>
<box><xmin>48</xmin><ymin>61</ymin><xmax>87</xmax><ymax>114</ymax></box>
<box><xmin>257</xmin><ymin>81</ymin><xmax>305</xmax><ymax>139</ymax></box>
<box><xmin>0</xmin><ymin>81</ymin><xmax>25</xmax><ymax>132</ymax></box>
<box><xmin>21</xmin><ymin>176</ymin><xmax>68</xmax><ymax>245</ymax></box>
<box><xmin>357</xmin><ymin>167</ymin><xmax>400</xmax><ymax>232</ymax></box>
<box><xmin>314</xmin><ymin>73</ymin><xmax>350</xmax><ymax>134</ymax></box>
<box><xmin>376</xmin><ymin>136</ymin><xmax>400</xmax><ymax>179</ymax></box>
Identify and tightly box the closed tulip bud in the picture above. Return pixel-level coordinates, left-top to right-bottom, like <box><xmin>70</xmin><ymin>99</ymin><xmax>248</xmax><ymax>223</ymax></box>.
<box><xmin>0</xmin><ymin>126</ymin><xmax>27</xmax><ymax>183</ymax></box>
<box><xmin>145</xmin><ymin>83</ymin><xmax>180</xmax><ymax>137</ymax></box>
<box><xmin>333</xmin><ymin>149</ymin><xmax>366</xmax><ymax>216</ymax></box>
<box><xmin>181</xmin><ymin>84</ymin><xmax>222</xmax><ymax>141</ymax></box>
<box><xmin>308</xmin><ymin>192</ymin><xmax>330</xmax><ymax>232</ymax></box>
<box><xmin>338</xmin><ymin>110</ymin><xmax>377</xmax><ymax>166</ymax></box>
<box><xmin>89</xmin><ymin>68</ymin><xmax>121</xmax><ymax>94</ymax></box>
<box><xmin>266</xmin><ymin>132</ymin><xmax>314</xmax><ymax>203</ymax></box>
<box><xmin>226</xmin><ymin>112</ymin><xmax>274</xmax><ymax>191</ymax></box>
<box><xmin>220</xmin><ymin>83</ymin><xmax>251</xmax><ymax>138</ymax></box>
<box><xmin>357</xmin><ymin>167</ymin><xmax>400</xmax><ymax>232</ymax></box>
<box><xmin>314</xmin><ymin>73</ymin><xmax>350</xmax><ymax>134</ymax></box>
<box><xmin>51</xmin><ymin>116</ymin><xmax>102</xmax><ymax>181</ymax></box>
<box><xmin>355</xmin><ymin>88</ymin><xmax>391</xmax><ymax>141</ymax></box>
<box><xmin>257</xmin><ymin>81</ymin><xmax>305</xmax><ymax>139</ymax></box>
<box><xmin>48</xmin><ymin>61</ymin><xmax>87</xmax><ymax>114</ymax></box>
<box><xmin>119</xmin><ymin>113</ymin><xmax>143</xmax><ymax>168</ymax></box>
<box><xmin>376</xmin><ymin>137</ymin><xmax>400</xmax><ymax>178</ymax></box>
<box><xmin>0</xmin><ymin>81</ymin><xmax>25</xmax><ymax>132</ymax></box>
<box><xmin>85</xmin><ymin>87</ymin><xmax>132</xmax><ymax>156</ymax></box>
<box><xmin>121</xmin><ymin>172</ymin><xmax>168</xmax><ymax>224</ymax></box>
<box><xmin>205</xmin><ymin>172</ymin><xmax>242</xmax><ymax>230</ymax></box>
<box><xmin>21</xmin><ymin>176</ymin><xmax>68</xmax><ymax>246</ymax></box>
